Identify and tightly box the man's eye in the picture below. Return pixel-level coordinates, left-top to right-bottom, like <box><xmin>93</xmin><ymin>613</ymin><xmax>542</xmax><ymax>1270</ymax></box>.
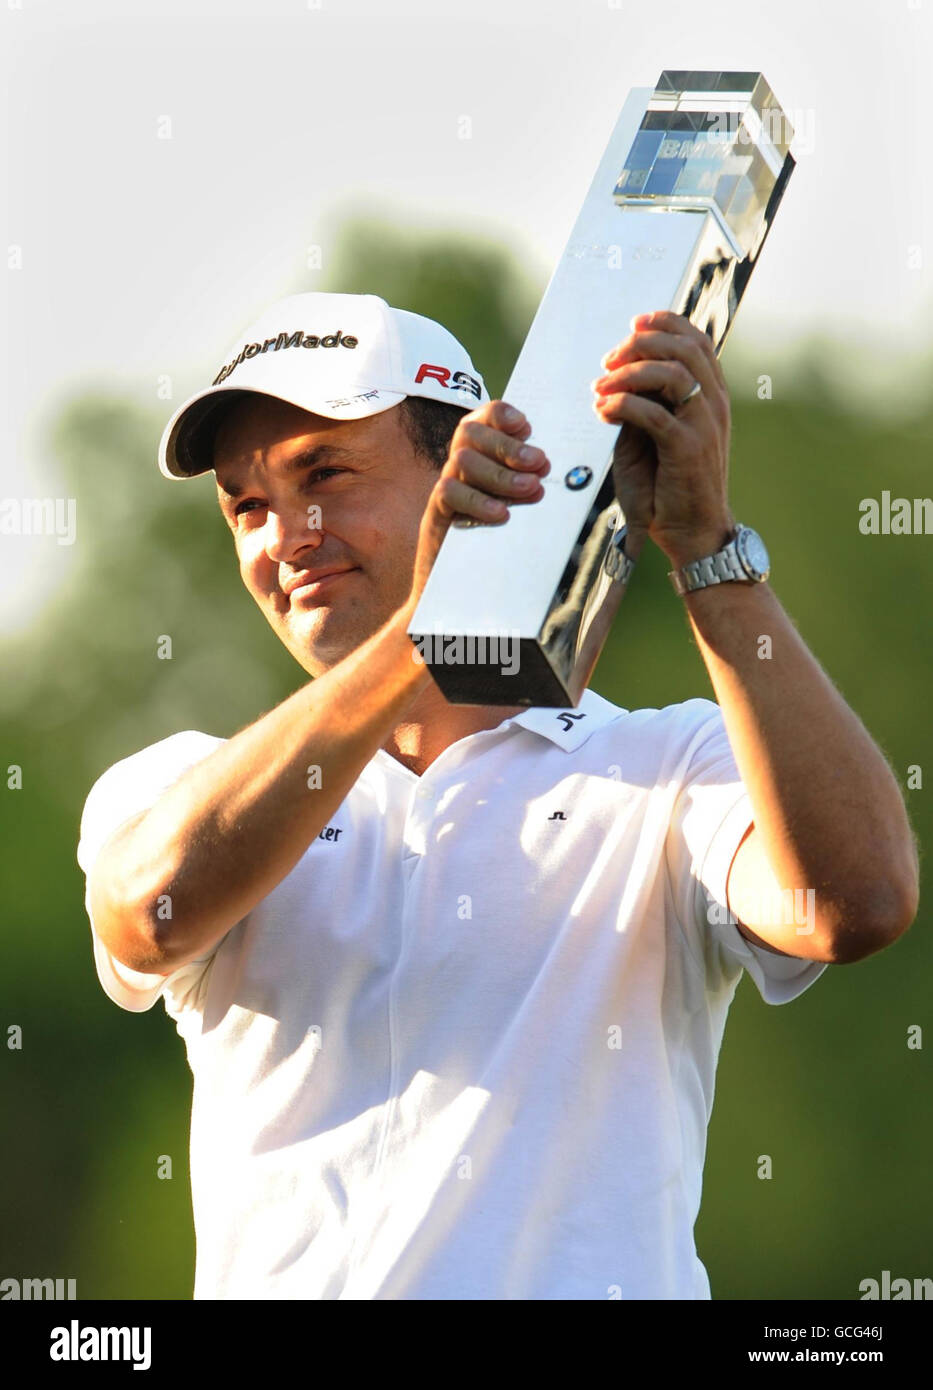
<box><xmin>302</xmin><ymin>467</ymin><xmax>343</xmax><ymax>487</ymax></box>
<box><xmin>233</xmin><ymin>468</ymin><xmax>344</xmax><ymax>518</ymax></box>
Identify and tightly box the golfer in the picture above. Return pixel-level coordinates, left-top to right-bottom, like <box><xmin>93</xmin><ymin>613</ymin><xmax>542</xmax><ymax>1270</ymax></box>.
<box><xmin>77</xmin><ymin>290</ymin><xmax>918</xmax><ymax>1299</ymax></box>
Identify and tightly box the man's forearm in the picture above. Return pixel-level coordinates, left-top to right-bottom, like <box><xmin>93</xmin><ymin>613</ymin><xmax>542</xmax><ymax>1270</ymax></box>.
<box><xmin>593</xmin><ymin>310</ymin><xmax>917</xmax><ymax>943</ymax></box>
<box><xmin>678</xmin><ymin>576</ymin><xmax>919</xmax><ymax>930</ymax></box>
<box><xmin>90</xmin><ymin>601</ymin><xmax>431</xmax><ymax>973</ymax></box>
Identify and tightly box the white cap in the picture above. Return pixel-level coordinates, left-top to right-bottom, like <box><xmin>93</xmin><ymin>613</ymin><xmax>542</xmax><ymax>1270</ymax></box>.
<box><xmin>158</xmin><ymin>290</ymin><xmax>490</xmax><ymax>479</ymax></box>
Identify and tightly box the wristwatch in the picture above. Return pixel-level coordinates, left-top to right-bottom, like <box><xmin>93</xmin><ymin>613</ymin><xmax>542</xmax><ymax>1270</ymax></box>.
<box><xmin>668</xmin><ymin>523</ymin><xmax>770</xmax><ymax>596</ymax></box>
<box><xmin>603</xmin><ymin>523</ymin><xmax>636</xmax><ymax>588</ymax></box>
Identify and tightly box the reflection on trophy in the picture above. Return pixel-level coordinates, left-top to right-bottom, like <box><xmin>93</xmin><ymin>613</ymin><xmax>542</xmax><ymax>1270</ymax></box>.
<box><xmin>410</xmin><ymin>71</ymin><xmax>796</xmax><ymax>706</ymax></box>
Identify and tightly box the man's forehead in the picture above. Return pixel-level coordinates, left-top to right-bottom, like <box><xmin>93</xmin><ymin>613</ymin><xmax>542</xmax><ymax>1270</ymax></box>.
<box><xmin>212</xmin><ymin>394</ymin><xmax>394</xmax><ymax>493</ymax></box>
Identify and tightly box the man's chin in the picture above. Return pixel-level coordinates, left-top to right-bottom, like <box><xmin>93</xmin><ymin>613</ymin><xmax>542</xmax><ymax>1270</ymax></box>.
<box><xmin>281</xmin><ymin>614</ymin><xmax>377</xmax><ymax>676</ymax></box>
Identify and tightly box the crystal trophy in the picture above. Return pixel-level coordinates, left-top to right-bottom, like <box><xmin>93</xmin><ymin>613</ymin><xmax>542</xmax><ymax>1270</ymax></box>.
<box><xmin>409</xmin><ymin>71</ymin><xmax>795</xmax><ymax>706</ymax></box>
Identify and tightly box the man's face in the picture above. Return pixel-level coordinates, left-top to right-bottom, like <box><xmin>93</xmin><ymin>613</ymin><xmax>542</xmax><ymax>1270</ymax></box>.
<box><xmin>213</xmin><ymin>394</ymin><xmax>437</xmax><ymax>676</ymax></box>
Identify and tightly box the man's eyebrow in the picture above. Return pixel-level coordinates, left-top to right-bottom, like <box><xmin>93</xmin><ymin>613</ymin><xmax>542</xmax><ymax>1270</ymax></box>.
<box><xmin>216</xmin><ymin>444</ymin><xmax>360</xmax><ymax>500</ymax></box>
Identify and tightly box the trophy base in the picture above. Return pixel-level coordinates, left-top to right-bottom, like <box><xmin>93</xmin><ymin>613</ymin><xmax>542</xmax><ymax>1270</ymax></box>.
<box><xmin>409</xmin><ymin>635</ymin><xmax>579</xmax><ymax>708</ymax></box>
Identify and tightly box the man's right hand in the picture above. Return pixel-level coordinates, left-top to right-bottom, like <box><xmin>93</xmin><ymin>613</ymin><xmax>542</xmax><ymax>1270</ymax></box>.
<box><xmin>408</xmin><ymin>400</ymin><xmax>550</xmax><ymax>606</ymax></box>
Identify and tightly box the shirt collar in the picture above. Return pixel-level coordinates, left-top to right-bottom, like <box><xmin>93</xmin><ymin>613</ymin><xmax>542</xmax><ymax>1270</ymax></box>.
<box><xmin>505</xmin><ymin>686</ymin><xmax>625</xmax><ymax>752</ymax></box>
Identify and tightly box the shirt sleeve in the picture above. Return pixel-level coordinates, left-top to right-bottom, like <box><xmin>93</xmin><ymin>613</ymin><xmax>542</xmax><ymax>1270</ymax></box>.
<box><xmin>76</xmin><ymin>729</ymin><xmax>227</xmax><ymax>1014</ymax></box>
<box><xmin>665</xmin><ymin>700</ymin><xmax>828</xmax><ymax>1006</ymax></box>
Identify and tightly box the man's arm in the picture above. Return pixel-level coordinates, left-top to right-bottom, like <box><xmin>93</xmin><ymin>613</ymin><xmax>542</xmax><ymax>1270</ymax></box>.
<box><xmin>89</xmin><ymin>599</ymin><xmax>432</xmax><ymax>974</ymax></box>
<box><xmin>593</xmin><ymin>309</ymin><xmax>919</xmax><ymax>966</ymax></box>
<box><xmin>89</xmin><ymin>399</ymin><xmax>548</xmax><ymax>977</ymax></box>
<box><xmin>681</xmin><ymin>576</ymin><xmax>920</xmax><ymax>964</ymax></box>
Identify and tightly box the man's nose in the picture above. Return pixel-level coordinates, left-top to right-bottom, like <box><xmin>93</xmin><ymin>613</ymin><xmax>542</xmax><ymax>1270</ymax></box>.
<box><xmin>262</xmin><ymin>504</ymin><xmax>326</xmax><ymax>565</ymax></box>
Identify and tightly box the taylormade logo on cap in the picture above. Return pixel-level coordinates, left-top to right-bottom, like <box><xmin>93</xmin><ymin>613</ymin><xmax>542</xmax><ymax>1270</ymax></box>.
<box><xmin>213</xmin><ymin>329</ymin><xmax>359</xmax><ymax>386</ymax></box>
<box><xmin>158</xmin><ymin>291</ymin><xmax>490</xmax><ymax>480</ymax></box>
<box><xmin>212</xmin><ymin>330</ymin><xmax>483</xmax><ymax>404</ymax></box>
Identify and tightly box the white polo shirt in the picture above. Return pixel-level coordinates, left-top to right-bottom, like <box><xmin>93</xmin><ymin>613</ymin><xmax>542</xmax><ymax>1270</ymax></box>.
<box><xmin>77</xmin><ymin>688</ymin><xmax>826</xmax><ymax>1300</ymax></box>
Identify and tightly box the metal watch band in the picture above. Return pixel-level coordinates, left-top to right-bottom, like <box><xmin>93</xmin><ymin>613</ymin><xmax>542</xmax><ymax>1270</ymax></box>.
<box><xmin>669</xmin><ymin>529</ymin><xmax>745</xmax><ymax>596</ymax></box>
<box><xmin>603</xmin><ymin>525</ymin><xmax>636</xmax><ymax>588</ymax></box>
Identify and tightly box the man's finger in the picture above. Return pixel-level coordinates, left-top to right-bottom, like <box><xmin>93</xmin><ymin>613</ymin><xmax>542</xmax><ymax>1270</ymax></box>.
<box><xmin>625</xmin><ymin>311</ymin><xmax>727</xmax><ymax>391</ymax></box>
<box><xmin>465</xmin><ymin>399</ymin><xmax>532</xmax><ymax>437</ymax></box>
<box><xmin>448</xmin><ymin>447</ymin><xmax>548</xmax><ymax>502</ymax></box>
<box><xmin>454</xmin><ymin>421</ymin><xmax>550</xmax><ymax>476</ymax></box>
<box><xmin>436</xmin><ymin>475</ymin><xmax>511</xmax><ymax>525</ymax></box>
<box><xmin>593</xmin><ymin>358</ymin><xmax>699</xmax><ymax>410</ymax></box>
<box><xmin>599</xmin><ymin>328</ymin><xmax>721</xmax><ymax>402</ymax></box>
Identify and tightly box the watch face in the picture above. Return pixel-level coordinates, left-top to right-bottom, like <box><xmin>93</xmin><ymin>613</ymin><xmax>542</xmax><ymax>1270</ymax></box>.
<box><xmin>737</xmin><ymin>527</ymin><xmax>770</xmax><ymax>580</ymax></box>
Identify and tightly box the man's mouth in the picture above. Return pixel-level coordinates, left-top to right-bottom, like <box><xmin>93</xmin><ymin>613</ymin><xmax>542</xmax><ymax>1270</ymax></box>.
<box><xmin>282</xmin><ymin>567</ymin><xmax>359</xmax><ymax>602</ymax></box>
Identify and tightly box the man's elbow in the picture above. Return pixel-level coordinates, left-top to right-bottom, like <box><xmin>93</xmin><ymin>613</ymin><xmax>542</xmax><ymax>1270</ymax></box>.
<box><xmin>88</xmin><ymin>846</ymin><xmax>181</xmax><ymax>974</ymax></box>
<box><xmin>823</xmin><ymin>873</ymin><xmax>919</xmax><ymax>964</ymax></box>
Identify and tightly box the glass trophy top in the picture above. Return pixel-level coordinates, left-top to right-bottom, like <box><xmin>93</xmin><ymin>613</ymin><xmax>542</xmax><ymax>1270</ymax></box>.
<box><xmin>614</xmin><ymin>71</ymin><xmax>795</xmax><ymax>256</ymax></box>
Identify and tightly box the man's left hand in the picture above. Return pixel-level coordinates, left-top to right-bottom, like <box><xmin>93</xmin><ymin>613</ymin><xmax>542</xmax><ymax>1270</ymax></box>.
<box><xmin>592</xmin><ymin>310</ymin><xmax>735</xmax><ymax>569</ymax></box>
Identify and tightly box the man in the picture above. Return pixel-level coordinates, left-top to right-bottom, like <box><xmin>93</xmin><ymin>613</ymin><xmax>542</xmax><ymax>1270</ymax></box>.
<box><xmin>77</xmin><ymin>290</ymin><xmax>918</xmax><ymax>1300</ymax></box>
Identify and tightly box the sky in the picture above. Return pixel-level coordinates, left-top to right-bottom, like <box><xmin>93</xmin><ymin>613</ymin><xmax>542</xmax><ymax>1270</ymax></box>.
<box><xmin>2</xmin><ymin>0</ymin><xmax>931</xmax><ymax>634</ymax></box>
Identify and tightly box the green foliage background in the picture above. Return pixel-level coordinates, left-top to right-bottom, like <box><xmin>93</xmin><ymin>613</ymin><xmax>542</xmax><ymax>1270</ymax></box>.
<box><xmin>1</xmin><ymin>218</ymin><xmax>930</xmax><ymax>1299</ymax></box>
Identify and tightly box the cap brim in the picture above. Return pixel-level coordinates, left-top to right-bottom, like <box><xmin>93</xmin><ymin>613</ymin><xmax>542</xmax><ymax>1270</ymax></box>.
<box><xmin>158</xmin><ymin>383</ymin><xmax>407</xmax><ymax>480</ymax></box>
<box><xmin>158</xmin><ymin>390</ymin><xmax>248</xmax><ymax>479</ymax></box>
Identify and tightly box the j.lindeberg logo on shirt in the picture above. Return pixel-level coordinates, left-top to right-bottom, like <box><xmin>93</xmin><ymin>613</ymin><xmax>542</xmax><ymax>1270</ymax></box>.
<box><xmin>556</xmin><ymin>712</ymin><xmax>586</xmax><ymax>732</ymax></box>
<box><xmin>548</xmin><ymin>811</ymin><xmax>568</xmax><ymax>821</ymax></box>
